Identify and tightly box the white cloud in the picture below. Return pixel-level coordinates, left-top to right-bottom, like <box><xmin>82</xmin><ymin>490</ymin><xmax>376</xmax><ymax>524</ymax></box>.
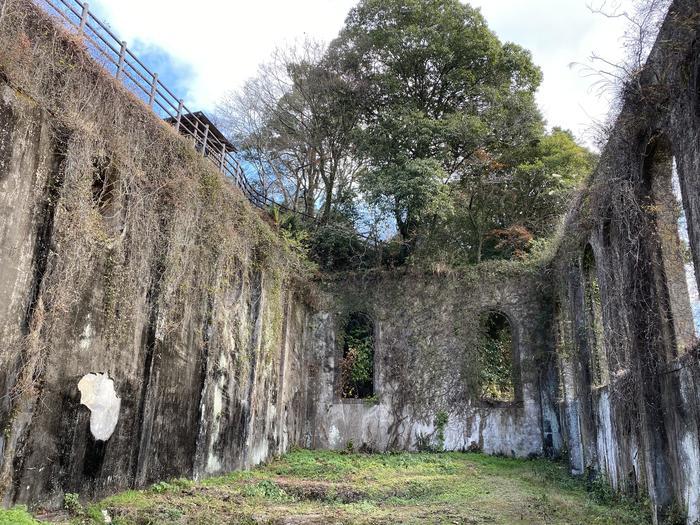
<box><xmin>469</xmin><ymin>0</ymin><xmax>632</xmax><ymax>146</ymax></box>
<box><xmin>89</xmin><ymin>0</ymin><xmax>638</xmax><ymax>148</ymax></box>
<box><xmin>90</xmin><ymin>0</ymin><xmax>355</xmax><ymax>108</ymax></box>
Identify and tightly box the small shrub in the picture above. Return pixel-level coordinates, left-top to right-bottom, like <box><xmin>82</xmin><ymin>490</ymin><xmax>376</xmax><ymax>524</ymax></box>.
<box><xmin>150</xmin><ymin>481</ymin><xmax>174</xmax><ymax>493</ymax></box>
<box><xmin>63</xmin><ymin>492</ymin><xmax>82</xmax><ymax>516</ymax></box>
<box><xmin>587</xmin><ymin>471</ymin><xmax>615</xmax><ymax>505</ymax></box>
<box><xmin>339</xmin><ymin>314</ymin><xmax>374</xmax><ymax>399</ymax></box>
<box><xmin>662</xmin><ymin>503</ymin><xmax>688</xmax><ymax>525</ymax></box>
<box><xmin>242</xmin><ymin>480</ymin><xmax>289</xmax><ymax>502</ymax></box>
<box><xmin>415</xmin><ymin>431</ymin><xmax>432</xmax><ymax>452</ymax></box>
<box><xmin>0</xmin><ymin>506</ymin><xmax>40</xmax><ymax>525</ymax></box>
<box><xmin>434</xmin><ymin>411</ymin><xmax>449</xmax><ymax>452</ymax></box>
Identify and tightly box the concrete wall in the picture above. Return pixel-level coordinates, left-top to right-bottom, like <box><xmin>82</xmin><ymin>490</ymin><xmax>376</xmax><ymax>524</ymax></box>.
<box><xmin>306</xmin><ymin>268</ymin><xmax>560</xmax><ymax>459</ymax></box>
<box><xmin>0</xmin><ymin>0</ymin><xmax>699</xmax><ymax>522</ymax></box>
<box><xmin>0</xmin><ymin>0</ymin><xmax>315</xmax><ymax>508</ymax></box>
<box><xmin>552</xmin><ymin>1</ymin><xmax>700</xmax><ymax>522</ymax></box>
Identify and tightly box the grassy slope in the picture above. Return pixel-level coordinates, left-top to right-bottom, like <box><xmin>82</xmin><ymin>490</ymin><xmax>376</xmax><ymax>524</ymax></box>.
<box><xmin>2</xmin><ymin>450</ymin><xmax>650</xmax><ymax>525</ymax></box>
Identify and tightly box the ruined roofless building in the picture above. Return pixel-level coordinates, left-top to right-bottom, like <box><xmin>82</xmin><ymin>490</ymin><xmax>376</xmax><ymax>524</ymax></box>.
<box><xmin>0</xmin><ymin>0</ymin><xmax>699</xmax><ymax>523</ymax></box>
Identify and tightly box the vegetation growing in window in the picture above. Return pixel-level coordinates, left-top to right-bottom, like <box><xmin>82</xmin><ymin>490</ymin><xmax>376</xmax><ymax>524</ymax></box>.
<box><xmin>477</xmin><ymin>312</ymin><xmax>515</xmax><ymax>402</ymax></box>
<box><xmin>339</xmin><ymin>314</ymin><xmax>374</xmax><ymax>399</ymax></box>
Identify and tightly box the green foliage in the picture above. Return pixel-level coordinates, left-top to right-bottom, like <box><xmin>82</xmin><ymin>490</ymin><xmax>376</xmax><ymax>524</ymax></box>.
<box><xmin>433</xmin><ymin>411</ymin><xmax>449</xmax><ymax>452</ymax></box>
<box><xmin>62</xmin><ymin>450</ymin><xmax>651</xmax><ymax>525</ymax></box>
<box><xmin>477</xmin><ymin>312</ymin><xmax>515</xmax><ymax>401</ymax></box>
<box><xmin>0</xmin><ymin>506</ymin><xmax>40</xmax><ymax>525</ymax></box>
<box><xmin>306</xmin><ymin>221</ymin><xmax>372</xmax><ymax>271</ymax></box>
<box><xmin>418</xmin><ymin>128</ymin><xmax>596</xmax><ymax>266</ymax></box>
<box><xmin>339</xmin><ymin>316</ymin><xmax>375</xmax><ymax>398</ymax></box>
<box><xmin>63</xmin><ymin>492</ymin><xmax>82</xmax><ymax>516</ymax></box>
<box><xmin>587</xmin><ymin>472</ymin><xmax>616</xmax><ymax>505</ymax></box>
<box><xmin>218</xmin><ymin>0</ymin><xmax>596</xmax><ymax>271</ymax></box>
<box><xmin>415</xmin><ymin>412</ymin><xmax>449</xmax><ymax>452</ymax></box>
<box><xmin>150</xmin><ymin>481</ymin><xmax>173</xmax><ymax>494</ymax></box>
<box><xmin>242</xmin><ymin>480</ymin><xmax>290</xmax><ymax>502</ymax></box>
<box><xmin>662</xmin><ymin>503</ymin><xmax>689</xmax><ymax>525</ymax></box>
<box><xmin>328</xmin><ymin>0</ymin><xmax>544</xmax><ymax>253</ymax></box>
<box><xmin>150</xmin><ymin>478</ymin><xmax>193</xmax><ymax>494</ymax></box>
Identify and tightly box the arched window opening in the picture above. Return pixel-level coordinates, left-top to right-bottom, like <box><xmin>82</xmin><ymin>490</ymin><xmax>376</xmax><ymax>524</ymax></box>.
<box><xmin>339</xmin><ymin>313</ymin><xmax>374</xmax><ymax>399</ymax></box>
<box><xmin>91</xmin><ymin>157</ymin><xmax>123</xmax><ymax>235</ymax></box>
<box><xmin>671</xmin><ymin>158</ymin><xmax>700</xmax><ymax>335</ymax></box>
<box><xmin>583</xmin><ymin>244</ymin><xmax>609</xmax><ymax>386</ymax></box>
<box><xmin>478</xmin><ymin>311</ymin><xmax>515</xmax><ymax>402</ymax></box>
<box><xmin>92</xmin><ymin>157</ymin><xmax>116</xmax><ymax>214</ymax></box>
<box><xmin>641</xmin><ymin>136</ymin><xmax>698</xmax><ymax>352</ymax></box>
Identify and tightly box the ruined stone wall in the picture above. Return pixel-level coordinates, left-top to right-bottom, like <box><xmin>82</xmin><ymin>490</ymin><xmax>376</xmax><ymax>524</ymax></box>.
<box><xmin>0</xmin><ymin>0</ymin><xmax>316</xmax><ymax>508</ymax></box>
<box><xmin>552</xmin><ymin>1</ymin><xmax>700</xmax><ymax>522</ymax></box>
<box><xmin>306</xmin><ymin>265</ymin><xmax>561</xmax><ymax>459</ymax></box>
<box><xmin>2</xmin><ymin>0</ymin><xmax>700</xmax><ymax>521</ymax></box>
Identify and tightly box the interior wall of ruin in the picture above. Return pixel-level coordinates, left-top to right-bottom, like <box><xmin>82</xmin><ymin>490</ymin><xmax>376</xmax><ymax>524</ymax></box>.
<box><xmin>0</xmin><ymin>0</ymin><xmax>316</xmax><ymax>508</ymax></box>
<box><xmin>552</xmin><ymin>1</ymin><xmax>700</xmax><ymax>521</ymax></box>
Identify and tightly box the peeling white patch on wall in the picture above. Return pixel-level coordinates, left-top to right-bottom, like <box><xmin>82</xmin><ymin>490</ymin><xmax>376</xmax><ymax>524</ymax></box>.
<box><xmin>78</xmin><ymin>373</ymin><xmax>121</xmax><ymax>441</ymax></box>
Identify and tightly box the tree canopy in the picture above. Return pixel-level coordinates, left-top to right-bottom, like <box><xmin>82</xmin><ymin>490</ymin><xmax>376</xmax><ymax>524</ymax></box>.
<box><xmin>216</xmin><ymin>0</ymin><xmax>596</xmax><ymax>270</ymax></box>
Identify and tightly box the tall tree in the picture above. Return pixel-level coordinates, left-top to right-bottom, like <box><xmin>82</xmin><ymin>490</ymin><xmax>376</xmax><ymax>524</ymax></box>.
<box><xmin>216</xmin><ymin>40</ymin><xmax>361</xmax><ymax>222</ymax></box>
<box><xmin>420</xmin><ymin>128</ymin><xmax>596</xmax><ymax>264</ymax></box>
<box><xmin>327</xmin><ymin>0</ymin><xmax>544</xmax><ymax>254</ymax></box>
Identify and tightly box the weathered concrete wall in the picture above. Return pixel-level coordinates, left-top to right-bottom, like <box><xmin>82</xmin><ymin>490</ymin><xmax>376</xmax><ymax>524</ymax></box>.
<box><xmin>0</xmin><ymin>0</ymin><xmax>315</xmax><ymax>509</ymax></box>
<box><xmin>306</xmin><ymin>266</ymin><xmax>560</xmax><ymax>459</ymax></box>
<box><xmin>551</xmin><ymin>1</ymin><xmax>700</xmax><ymax>522</ymax></box>
<box><xmin>1</xmin><ymin>0</ymin><xmax>699</xmax><ymax>521</ymax></box>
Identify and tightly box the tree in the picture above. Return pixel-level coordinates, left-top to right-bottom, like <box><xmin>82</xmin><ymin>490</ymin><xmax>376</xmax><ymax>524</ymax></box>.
<box><xmin>327</xmin><ymin>0</ymin><xmax>544</xmax><ymax>255</ymax></box>
<box><xmin>419</xmin><ymin>128</ymin><xmax>596</xmax><ymax>264</ymax></box>
<box><xmin>216</xmin><ymin>40</ymin><xmax>361</xmax><ymax>222</ymax></box>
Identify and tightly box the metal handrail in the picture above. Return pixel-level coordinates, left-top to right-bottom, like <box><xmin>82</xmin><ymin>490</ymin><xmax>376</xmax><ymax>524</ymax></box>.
<box><xmin>32</xmin><ymin>0</ymin><xmax>377</xmax><ymax>244</ymax></box>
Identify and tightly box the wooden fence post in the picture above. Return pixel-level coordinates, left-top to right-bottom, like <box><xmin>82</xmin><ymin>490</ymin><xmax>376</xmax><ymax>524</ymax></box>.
<box><xmin>202</xmin><ymin>124</ymin><xmax>209</xmax><ymax>157</ymax></box>
<box><xmin>148</xmin><ymin>73</ymin><xmax>158</xmax><ymax>107</ymax></box>
<box><xmin>116</xmin><ymin>41</ymin><xmax>126</xmax><ymax>79</ymax></box>
<box><xmin>79</xmin><ymin>2</ymin><xmax>89</xmax><ymax>34</ymax></box>
<box><xmin>175</xmin><ymin>100</ymin><xmax>184</xmax><ymax>132</ymax></box>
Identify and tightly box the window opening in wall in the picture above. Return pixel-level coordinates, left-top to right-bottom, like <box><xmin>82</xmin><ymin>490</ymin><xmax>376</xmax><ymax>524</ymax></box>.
<box><xmin>671</xmin><ymin>158</ymin><xmax>700</xmax><ymax>335</ymax></box>
<box><xmin>92</xmin><ymin>157</ymin><xmax>116</xmax><ymax>214</ymax></box>
<box><xmin>339</xmin><ymin>313</ymin><xmax>374</xmax><ymax>399</ymax></box>
<box><xmin>643</xmin><ymin>137</ymin><xmax>698</xmax><ymax>352</ymax></box>
<box><xmin>583</xmin><ymin>244</ymin><xmax>609</xmax><ymax>386</ymax></box>
<box><xmin>477</xmin><ymin>311</ymin><xmax>515</xmax><ymax>402</ymax></box>
<box><xmin>91</xmin><ymin>157</ymin><xmax>124</xmax><ymax>236</ymax></box>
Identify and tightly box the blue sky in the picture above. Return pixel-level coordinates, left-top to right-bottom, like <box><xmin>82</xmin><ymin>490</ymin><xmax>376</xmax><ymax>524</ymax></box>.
<box><xmin>81</xmin><ymin>0</ymin><xmax>634</xmax><ymax>149</ymax></box>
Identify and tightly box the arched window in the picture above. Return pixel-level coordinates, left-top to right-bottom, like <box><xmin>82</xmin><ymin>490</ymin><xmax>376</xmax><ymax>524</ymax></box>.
<box><xmin>582</xmin><ymin>244</ymin><xmax>609</xmax><ymax>386</ymax></box>
<box><xmin>671</xmin><ymin>158</ymin><xmax>700</xmax><ymax>336</ymax></box>
<box><xmin>91</xmin><ymin>157</ymin><xmax>123</xmax><ymax>235</ymax></box>
<box><xmin>339</xmin><ymin>313</ymin><xmax>374</xmax><ymax>399</ymax></box>
<box><xmin>478</xmin><ymin>311</ymin><xmax>515</xmax><ymax>402</ymax></box>
<box><xmin>642</xmin><ymin>135</ymin><xmax>698</xmax><ymax>352</ymax></box>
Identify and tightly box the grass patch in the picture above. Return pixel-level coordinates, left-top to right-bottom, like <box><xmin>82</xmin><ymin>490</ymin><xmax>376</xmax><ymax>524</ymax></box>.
<box><xmin>0</xmin><ymin>506</ymin><xmax>40</xmax><ymax>525</ymax></box>
<box><xmin>39</xmin><ymin>450</ymin><xmax>650</xmax><ymax>524</ymax></box>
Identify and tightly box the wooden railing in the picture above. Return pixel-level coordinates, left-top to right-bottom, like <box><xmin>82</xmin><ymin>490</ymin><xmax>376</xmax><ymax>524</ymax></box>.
<box><xmin>34</xmin><ymin>0</ymin><xmax>296</xmax><ymax>212</ymax></box>
<box><xmin>33</xmin><ymin>0</ymin><xmax>378</xmax><ymax>244</ymax></box>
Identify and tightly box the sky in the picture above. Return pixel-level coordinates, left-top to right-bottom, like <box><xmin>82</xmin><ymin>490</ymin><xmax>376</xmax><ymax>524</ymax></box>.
<box><xmin>83</xmin><ymin>0</ymin><xmax>635</xmax><ymax>149</ymax></box>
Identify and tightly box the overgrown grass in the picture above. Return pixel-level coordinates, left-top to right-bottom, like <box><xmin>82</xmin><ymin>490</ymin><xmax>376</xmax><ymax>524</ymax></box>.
<box><xmin>0</xmin><ymin>505</ymin><xmax>40</xmax><ymax>525</ymax></box>
<box><xmin>28</xmin><ymin>450</ymin><xmax>650</xmax><ymax>524</ymax></box>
